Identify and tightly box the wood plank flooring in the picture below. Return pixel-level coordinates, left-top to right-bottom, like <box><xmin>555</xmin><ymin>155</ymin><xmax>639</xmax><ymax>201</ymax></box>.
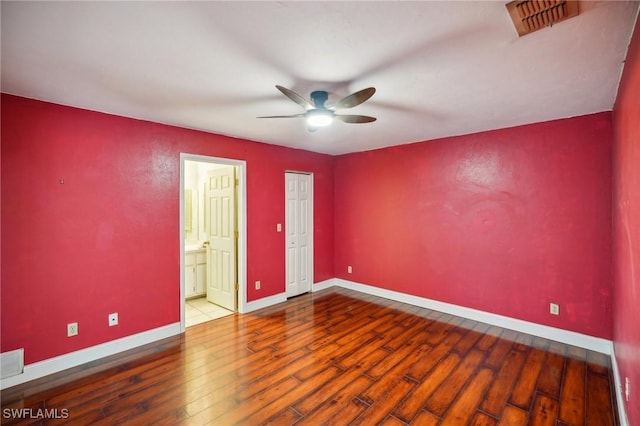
<box><xmin>1</xmin><ymin>288</ymin><xmax>619</xmax><ymax>425</ymax></box>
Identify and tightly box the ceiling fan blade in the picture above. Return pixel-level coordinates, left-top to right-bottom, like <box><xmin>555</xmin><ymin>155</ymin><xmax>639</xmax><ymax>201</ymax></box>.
<box><xmin>335</xmin><ymin>115</ymin><xmax>377</xmax><ymax>123</ymax></box>
<box><xmin>257</xmin><ymin>114</ymin><xmax>306</xmax><ymax>119</ymax></box>
<box><xmin>332</xmin><ymin>87</ymin><xmax>376</xmax><ymax>110</ymax></box>
<box><xmin>275</xmin><ymin>85</ymin><xmax>313</xmax><ymax>109</ymax></box>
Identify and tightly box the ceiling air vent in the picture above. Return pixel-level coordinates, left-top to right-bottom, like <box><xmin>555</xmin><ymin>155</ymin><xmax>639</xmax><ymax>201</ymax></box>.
<box><xmin>506</xmin><ymin>0</ymin><xmax>579</xmax><ymax>37</ymax></box>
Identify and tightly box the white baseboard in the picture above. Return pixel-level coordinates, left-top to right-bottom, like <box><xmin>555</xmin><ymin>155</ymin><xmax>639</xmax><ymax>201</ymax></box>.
<box><xmin>244</xmin><ymin>279</ymin><xmax>339</xmax><ymax>311</ymax></box>
<box><xmin>610</xmin><ymin>343</ymin><xmax>630</xmax><ymax>426</ymax></box>
<box><xmin>0</xmin><ymin>323</ymin><xmax>181</xmax><ymax>390</ymax></box>
<box><xmin>244</xmin><ymin>292</ymin><xmax>287</xmax><ymax>313</ymax></box>
<box><xmin>333</xmin><ymin>278</ymin><xmax>613</xmax><ymax>354</ymax></box>
<box><xmin>312</xmin><ymin>278</ymin><xmax>337</xmax><ymax>292</ymax></box>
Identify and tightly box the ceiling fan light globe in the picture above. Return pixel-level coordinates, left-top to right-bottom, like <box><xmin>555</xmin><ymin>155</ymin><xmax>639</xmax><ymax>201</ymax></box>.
<box><xmin>306</xmin><ymin>110</ymin><xmax>333</xmax><ymax>127</ymax></box>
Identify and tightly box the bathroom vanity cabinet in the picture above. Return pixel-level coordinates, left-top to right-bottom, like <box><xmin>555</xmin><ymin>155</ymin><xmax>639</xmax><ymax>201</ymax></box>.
<box><xmin>185</xmin><ymin>249</ymin><xmax>206</xmax><ymax>298</ymax></box>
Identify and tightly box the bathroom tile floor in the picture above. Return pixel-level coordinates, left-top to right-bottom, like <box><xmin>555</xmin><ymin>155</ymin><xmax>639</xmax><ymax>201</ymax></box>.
<box><xmin>185</xmin><ymin>297</ymin><xmax>234</xmax><ymax>327</ymax></box>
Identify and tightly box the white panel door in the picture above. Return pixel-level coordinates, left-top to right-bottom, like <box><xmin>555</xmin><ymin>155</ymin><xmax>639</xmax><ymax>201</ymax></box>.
<box><xmin>285</xmin><ymin>172</ymin><xmax>313</xmax><ymax>297</ymax></box>
<box><xmin>206</xmin><ymin>167</ymin><xmax>237</xmax><ymax>311</ymax></box>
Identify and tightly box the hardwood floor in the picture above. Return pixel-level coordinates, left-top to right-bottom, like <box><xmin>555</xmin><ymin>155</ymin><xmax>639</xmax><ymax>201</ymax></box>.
<box><xmin>1</xmin><ymin>288</ymin><xmax>619</xmax><ymax>425</ymax></box>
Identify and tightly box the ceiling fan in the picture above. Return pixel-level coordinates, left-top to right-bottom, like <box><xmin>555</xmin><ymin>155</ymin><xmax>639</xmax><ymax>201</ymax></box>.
<box><xmin>258</xmin><ymin>85</ymin><xmax>377</xmax><ymax>129</ymax></box>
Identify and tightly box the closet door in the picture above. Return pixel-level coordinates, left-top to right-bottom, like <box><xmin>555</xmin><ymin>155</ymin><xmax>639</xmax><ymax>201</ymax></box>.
<box><xmin>285</xmin><ymin>172</ymin><xmax>313</xmax><ymax>297</ymax></box>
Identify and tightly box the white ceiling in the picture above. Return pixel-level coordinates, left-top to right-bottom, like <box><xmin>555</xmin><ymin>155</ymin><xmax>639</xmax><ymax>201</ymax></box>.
<box><xmin>2</xmin><ymin>1</ymin><xmax>638</xmax><ymax>155</ymax></box>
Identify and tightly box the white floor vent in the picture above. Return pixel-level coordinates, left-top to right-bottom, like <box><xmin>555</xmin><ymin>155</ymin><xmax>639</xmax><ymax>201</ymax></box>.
<box><xmin>1</xmin><ymin>349</ymin><xmax>24</xmax><ymax>379</ymax></box>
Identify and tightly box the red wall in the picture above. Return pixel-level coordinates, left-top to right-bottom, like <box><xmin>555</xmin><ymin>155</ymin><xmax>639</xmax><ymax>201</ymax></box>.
<box><xmin>334</xmin><ymin>113</ymin><xmax>613</xmax><ymax>339</ymax></box>
<box><xmin>0</xmin><ymin>90</ymin><xmax>622</xmax><ymax>382</ymax></box>
<box><xmin>1</xmin><ymin>94</ymin><xmax>334</xmax><ymax>364</ymax></box>
<box><xmin>612</xmin><ymin>19</ymin><xmax>640</xmax><ymax>426</ymax></box>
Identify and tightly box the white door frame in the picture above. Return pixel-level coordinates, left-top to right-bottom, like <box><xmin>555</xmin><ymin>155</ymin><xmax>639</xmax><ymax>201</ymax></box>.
<box><xmin>179</xmin><ymin>153</ymin><xmax>247</xmax><ymax>332</ymax></box>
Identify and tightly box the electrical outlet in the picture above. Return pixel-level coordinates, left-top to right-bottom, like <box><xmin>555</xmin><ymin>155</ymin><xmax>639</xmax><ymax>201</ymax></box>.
<box><xmin>67</xmin><ymin>322</ymin><xmax>78</xmax><ymax>337</ymax></box>
<box><xmin>108</xmin><ymin>313</ymin><xmax>118</xmax><ymax>327</ymax></box>
<box><xmin>255</xmin><ymin>281</ymin><xmax>261</xmax><ymax>290</ymax></box>
<box><xmin>347</xmin><ymin>266</ymin><xmax>353</xmax><ymax>274</ymax></box>
<box><xmin>549</xmin><ymin>303</ymin><xmax>559</xmax><ymax>315</ymax></box>
<box><xmin>625</xmin><ymin>377</ymin><xmax>630</xmax><ymax>402</ymax></box>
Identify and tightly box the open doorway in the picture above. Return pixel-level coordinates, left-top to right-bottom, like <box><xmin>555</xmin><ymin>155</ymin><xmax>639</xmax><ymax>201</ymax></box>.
<box><xmin>180</xmin><ymin>154</ymin><xmax>247</xmax><ymax>331</ymax></box>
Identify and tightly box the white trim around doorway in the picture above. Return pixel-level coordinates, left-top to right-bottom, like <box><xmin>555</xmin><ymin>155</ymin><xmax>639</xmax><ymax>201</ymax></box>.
<box><xmin>179</xmin><ymin>153</ymin><xmax>248</xmax><ymax>333</ymax></box>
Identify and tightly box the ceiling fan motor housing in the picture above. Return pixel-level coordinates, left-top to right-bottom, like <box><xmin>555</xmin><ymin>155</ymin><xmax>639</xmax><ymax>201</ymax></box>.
<box><xmin>310</xmin><ymin>91</ymin><xmax>329</xmax><ymax>109</ymax></box>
